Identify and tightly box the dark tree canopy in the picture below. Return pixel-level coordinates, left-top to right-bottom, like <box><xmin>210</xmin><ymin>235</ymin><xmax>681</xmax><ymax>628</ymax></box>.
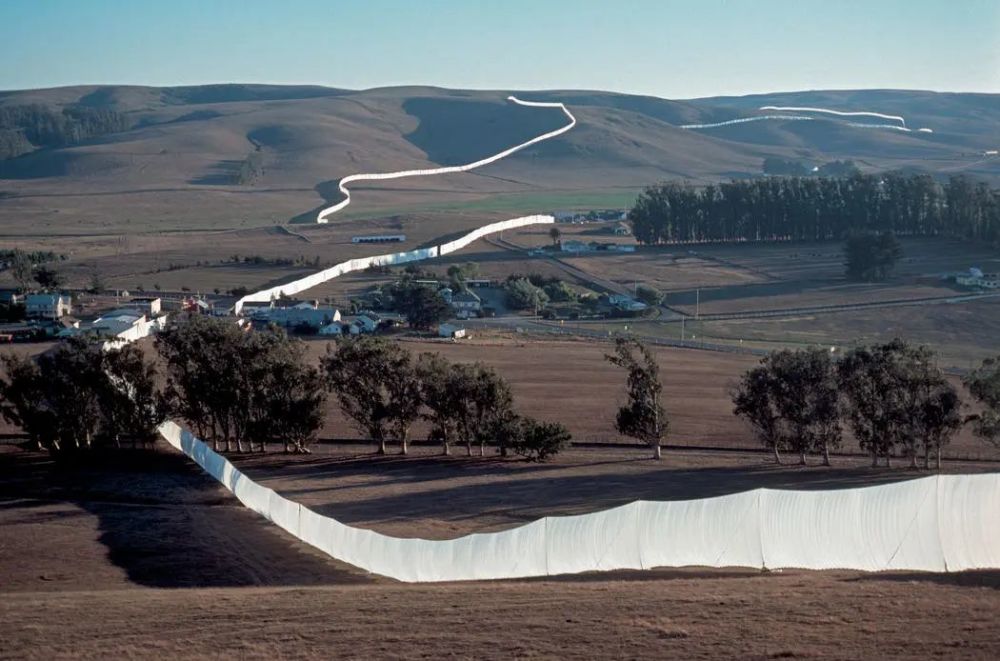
<box><xmin>628</xmin><ymin>174</ymin><xmax>1000</xmax><ymax>247</ymax></box>
<box><xmin>391</xmin><ymin>282</ymin><xmax>452</xmax><ymax>331</ymax></box>
<box><xmin>844</xmin><ymin>232</ymin><xmax>902</xmax><ymax>282</ymax></box>
<box><xmin>965</xmin><ymin>356</ymin><xmax>1000</xmax><ymax>449</ymax></box>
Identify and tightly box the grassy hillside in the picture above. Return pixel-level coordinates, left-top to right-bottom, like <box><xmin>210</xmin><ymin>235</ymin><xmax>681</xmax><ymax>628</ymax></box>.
<box><xmin>0</xmin><ymin>84</ymin><xmax>997</xmax><ymax>234</ymax></box>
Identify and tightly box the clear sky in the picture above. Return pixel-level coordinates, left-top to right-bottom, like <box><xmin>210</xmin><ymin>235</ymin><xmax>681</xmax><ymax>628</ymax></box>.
<box><xmin>2</xmin><ymin>0</ymin><xmax>998</xmax><ymax>98</ymax></box>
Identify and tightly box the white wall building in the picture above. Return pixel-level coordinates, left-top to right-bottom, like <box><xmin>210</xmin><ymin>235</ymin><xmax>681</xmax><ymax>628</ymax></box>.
<box><xmin>25</xmin><ymin>294</ymin><xmax>72</xmax><ymax>319</ymax></box>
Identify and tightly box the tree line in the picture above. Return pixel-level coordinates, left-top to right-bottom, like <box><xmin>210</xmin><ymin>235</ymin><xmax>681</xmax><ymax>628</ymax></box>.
<box><xmin>3</xmin><ymin>319</ymin><xmax>998</xmax><ymax>466</ymax></box>
<box><xmin>0</xmin><ymin>104</ymin><xmax>130</xmax><ymax>160</ymax></box>
<box><xmin>0</xmin><ymin>339</ymin><xmax>164</xmax><ymax>452</ymax></box>
<box><xmin>733</xmin><ymin>340</ymin><xmax>1000</xmax><ymax>467</ymax></box>
<box><xmin>629</xmin><ymin>173</ymin><xmax>1000</xmax><ymax>247</ymax></box>
<box><xmin>0</xmin><ymin>317</ymin><xmax>574</xmax><ymax>461</ymax></box>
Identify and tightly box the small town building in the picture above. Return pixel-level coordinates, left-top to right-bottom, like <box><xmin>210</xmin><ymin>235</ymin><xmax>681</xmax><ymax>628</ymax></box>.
<box><xmin>348</xmin><ymin>315</ymin><xmax>378</xmax><ymax>335</ymax></box>
<box><xmin>91</xmin><ymin>311</ymin><xmax>146</xmax><ymax>337</ymax></box>
<box><xmin>0</xmin><ymin>290</ymin><xmax>24</xmax><ymax>306</ymax></box>
<box><xmin>451</xmin><ymin>290</ymin><xmax>481</xmax><ymax>313</ymax></box>
<box><xmin>25</xmin><ymin>293</ymin><xmax>72</xmax><ymax>319</ymax></box>
<box><xmin>125</xmin><ymin>296</ymin><xmax>162</xmax><ymax>316</ymax></box>
<box><xmin>560</xmin><ymin>240</ymin><xmax>590</xmax><ymax>253</ymax></box>
<box><xmin>319</xmin><ymin>322</ymin><xmax>344</xmax><ymax>336</ymax></box>
<box><xmin>351</xmin><ymin>234</ymin><xmax>406</xmax><ymax>244</ymax></box>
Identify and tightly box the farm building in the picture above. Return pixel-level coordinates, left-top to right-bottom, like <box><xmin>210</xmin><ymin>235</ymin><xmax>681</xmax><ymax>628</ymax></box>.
<box><xmin>348</xmin><ymin>315</ymin><xmax>378</xmax><ymax>335</ymax></box>
<box><xmin>258</xmin><ymin>306</ymin><xmax>340</xmax><ymax>330</ymax></box>
<box><xmin>351</xmin><ymin>234</ymin><xmax>406</xmax><ymax>244</ymax></box>
<box><xmin>560</xmin><ymin>240</ymin><xmax>590</xmax><ymax>253</ymax></box>
<box><xmin>957</xmin><ymin>269</ymin><xmax>1000</xmax><ymax>289</ymax></box>
<box><xmin>319</xmin><ymin>322</ymin><xmax>343</xmax><ymax>336</ymax></box>
<box><xmin>450</xmin><ymin>290</ymin><xmax>481</xmax><ymax>314</ymax></box>
<box><xmin>25</xmin><ymin>293</ymin><xmax>72</xmax><ymax>319</ymax></box>
<box><xmin>125</xmin><ymin>296</ymin><xmax>162</xmax><ymax>316</ymax></box>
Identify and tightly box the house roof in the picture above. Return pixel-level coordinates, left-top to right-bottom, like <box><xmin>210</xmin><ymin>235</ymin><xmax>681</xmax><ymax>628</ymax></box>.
<box><xmin>26</xmin><ymin>293</ymin><xmax>68</xmax><ymax>304</ymax></box>
<box><xmin>452</xmin><ymin>290</ymin><xmax>481</xmax><ymax>303</ymax></box>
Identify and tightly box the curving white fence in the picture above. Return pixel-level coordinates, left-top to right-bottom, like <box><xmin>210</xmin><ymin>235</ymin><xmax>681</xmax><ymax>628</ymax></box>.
<box><xmin>759</xmin><ymin>105</ymin><xmax>907</xmax><ymax>126</ymax></box>
<box><xmin>316</xmin><ymin>96</ymin><xmax>576</xmax><ymax>223</ymax></box>
<box><xmin>683</xmin><ymin>104</ymin><xmax>932</xmax><ymax>133</ymax></box>
<box><xmin>234</xmin><ymin>214</ymin><xmax>553</xmax><ymax>313</ymax></box>
<box><xmin>159</xmin><ymin>421</ymin><xmax>1000</xmax><ymax>581</ymax></box>
<box><xmin>157</xmin><ymin>94</ymin><xmax>997</xmax><ymax>582</ymax></box>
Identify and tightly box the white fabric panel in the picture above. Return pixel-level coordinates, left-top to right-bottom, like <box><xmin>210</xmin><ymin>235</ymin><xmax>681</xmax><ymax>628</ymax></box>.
<box><xmin>937</xmin><ymin>474</ymin><xmax>1000</xmax><ymax>571</ymax></box>
<box><xmin>545</xmin><ymin>502</ymin><xmax>643</xmax><ymax>575</ymax></box>
<box><xmin>637</xmin><ymin>491</ymin><xmax>763</xmax><ymax>570</ymax></box>
<box><xmin>759</xmin><ymin>486</ymin><xmax>875</xmax><ymax>570</ymax></box>
<box><xmin>157</xmin><ymin>420</ymin><xmax>1000</xmax><ymax>582</ymax></box>
<box><xmin>232</xmin><ymin>473</ymin><xmax>273</xmax><ymax>518</ymax></box>
<box><xmin>268</xmin><ymin>491</ymin><xmax>302</xmax><ymax>538</ymax></box>
<box><xmin>315</xmin><ymin>96</ymin><xmax>575</xmax><ymax>224</ymax></box>
<box><xmin>234</xmin><ymin>214</ymin><xmax>552</xmax><ymax>313</ymax></box>
<box><xmin>761</xmin><ymin>478</ymin><xmax>945</xmax><ymax>572</ymax></box>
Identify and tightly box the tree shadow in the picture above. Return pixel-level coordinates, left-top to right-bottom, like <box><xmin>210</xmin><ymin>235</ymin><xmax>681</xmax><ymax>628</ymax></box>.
<box><xmin>0</xmin><ymin>446</ymin><xmax>374</xmax><ymax>588</ymax></box>
<box><xmin>844</xmin><ymin>570</ymin><xmax>1000</xmax><ymax>590</ymax></box>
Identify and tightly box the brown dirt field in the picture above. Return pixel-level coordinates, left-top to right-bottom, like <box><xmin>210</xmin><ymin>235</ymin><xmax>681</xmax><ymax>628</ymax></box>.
<box><xmin>302</xmin><ymin>337</ymin><xmax>760</xmax><ymax>448</ymax></box>
<box><xmin>297</xmin><ymin>336</ymin><xmax>998</xmax><ymax>459</ymax></box>
<box><xmin>2</xmin><ymin>444</ymin><xmax>999</xmax><ymax>659</ymax></box>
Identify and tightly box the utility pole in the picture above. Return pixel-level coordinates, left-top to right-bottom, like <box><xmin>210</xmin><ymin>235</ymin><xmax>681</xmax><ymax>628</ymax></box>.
<box><xmin>681</xmin><ymin>317</ymin><xmax>685</xmax><ymax>341</ymax></box>
<box><xmin>695</xmin><ymin>288</ymin><xmax>700</xmax><ymax>319</ymax></box>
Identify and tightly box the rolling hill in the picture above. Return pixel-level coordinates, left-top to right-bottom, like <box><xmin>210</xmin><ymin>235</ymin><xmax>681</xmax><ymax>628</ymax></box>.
<box><xmin>0</xmin><ymin>83</ymin><xmax>997</xmax><ymax>234</ymax></box>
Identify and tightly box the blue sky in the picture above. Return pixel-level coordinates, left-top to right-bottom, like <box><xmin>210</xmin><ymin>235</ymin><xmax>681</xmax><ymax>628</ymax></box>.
<box><xmin>2</xmin><ymin>0</ymin><xmax>997</xmax><ymax>97</ymax></box>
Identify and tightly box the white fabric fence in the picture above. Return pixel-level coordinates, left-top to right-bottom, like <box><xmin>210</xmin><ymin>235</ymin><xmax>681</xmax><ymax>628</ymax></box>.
<box><xmin>315</xmin><ymin>96</ymin><xmax>576</xmax><ymax>223</ymax></box>
<box><xmin>234</xmin><ymin>214</ymin><xmax>553</xmax><ymax>313</ymax></box>
<box><xmin>159</xmin><ymin>421</ymin><xmax>1000</xmax><ymax>582</ymax></box>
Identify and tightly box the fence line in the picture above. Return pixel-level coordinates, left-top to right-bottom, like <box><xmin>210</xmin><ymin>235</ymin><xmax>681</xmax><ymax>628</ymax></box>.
<box><xmin>159</xmin><ymin>421</ymin><xmax>1000</xmax><ymax>581</ymax></box>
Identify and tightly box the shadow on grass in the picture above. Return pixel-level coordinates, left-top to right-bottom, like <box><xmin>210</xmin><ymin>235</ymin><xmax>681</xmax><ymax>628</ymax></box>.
<box><xmin>0</xmin><ymin>446</ymin><xmax>373</xmax><ymax>589</ymax></box>
<box><xmin>845</xmin><ymin>570</ymin><xmax>1000</xmax><ymax>590</ymax></box>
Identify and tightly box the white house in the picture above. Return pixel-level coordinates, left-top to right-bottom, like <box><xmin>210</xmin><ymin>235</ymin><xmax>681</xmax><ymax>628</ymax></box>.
<box><xmin>348</xmin><ymin>315</ymin><xmax>378</xmax><ymax>335</ymax></box>
<box><xmin>26</xmin><ymin>294</ymin><xmax>72</xmax><ymax>319</ymax></box>
<box><xmin>560</xmin><ymin>240</ymin><xmax>590</xmax><ymax>253</ymax></box>
<box><xmin>126</xmin><ymin>296</ymin><xmax>161</xmax><ymax>316</ymax></box>
<box><xmin>438</xmin><ymin>323</ymin><xmax>466</xmax><ymax>339</ymax></box>
<box><xmin>957</xmin><ymin>268</ymin><xmax>1000</xmax><ymax>289</ymax></box>
<box><xmin>450</xmin><ymin>290</ymin><xmax>481</xmax><ymax>313</ymax></box>
<box><xmin>91</xmin><ymin>311</ymin><xmax>146</xmax><ymax>337</ymax></box>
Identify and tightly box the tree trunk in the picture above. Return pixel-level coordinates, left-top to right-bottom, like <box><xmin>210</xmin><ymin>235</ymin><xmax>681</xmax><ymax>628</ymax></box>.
<box><xmin>923</xmin><ymin>444</ymin><xmax>930</xmax><ymax>470</ymax></box>
<box><xmin>822</xmin><ymin>443</ymin><xmax>831</xmax><ymax>467</ymax></box>
<box><xmin>466</xmin><ymin>440</ymin><xmax>472</xmax><ymax>456</ymax></box>
<box><xmin>400</xmin><ymin>435</ymin><xmax>408</xmax><ymax>455</ymax></box>
<box><xmin>885</xmin><ymin>452</ymin><xmax>891</xmax><ymax>468</ymax></box>
<box><xmin>652</xmin><ymin>442</ymin><xmax>662</xmax><ymax>460</ymax></box>
<box><xmin>909</xmin><ymin>452</ymin><xmax>917</xmax><ymax>469</ymax></box>
<box><xmin>871</xmin><ymin>450</ymin><xmax>878</xmax><ymax>468</ymax></box>
<box><xmin>798</xmin><ymin>449</ymin><xmax>806</xmax><ymax>466</ymax></box>
<box><xmin>442</xmin><ymin>440</ymin><xmax>450</xmax><ymax>456</ymax></box>
<box><xmin>936</xmin><ymin>450</ymin><xmax>942</xmax><ymax>470</ymax></box>
<box><xmin>773</xmin><ymin>445</ymin><xmax>781</xmax><ymax>465</ymax></box>
<box><xmin>377</xmin><ymin>437</ymin><xmax>386</xmax><ymax>455</ymax></box>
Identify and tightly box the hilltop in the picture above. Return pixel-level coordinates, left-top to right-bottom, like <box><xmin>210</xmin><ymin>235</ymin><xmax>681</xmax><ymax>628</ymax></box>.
<box><xmin>0</xmin><ymin>84</ymin><xmax>998</xmax><ymax>234</ymax></box>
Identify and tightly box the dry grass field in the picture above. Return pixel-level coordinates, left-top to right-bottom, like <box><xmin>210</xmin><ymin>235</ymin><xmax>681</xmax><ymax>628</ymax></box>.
<box><xmin>2</xmin><ymin>442</ymin><xmax>999</xmax><ymax>660</ymax></box>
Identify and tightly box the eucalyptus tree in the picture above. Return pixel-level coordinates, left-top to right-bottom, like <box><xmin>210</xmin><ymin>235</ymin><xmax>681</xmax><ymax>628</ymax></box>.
<box><xmin>605</xmin><ymin>337</ymin><xmax>667</xmax><ymax>460</ymax></box>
